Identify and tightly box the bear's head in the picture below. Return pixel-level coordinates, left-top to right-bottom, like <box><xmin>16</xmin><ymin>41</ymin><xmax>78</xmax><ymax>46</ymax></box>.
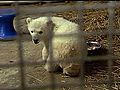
<box><xmin>26</xmin><ymin>17</ymin><xmax>55</xmax><ymax>44</ymax></box>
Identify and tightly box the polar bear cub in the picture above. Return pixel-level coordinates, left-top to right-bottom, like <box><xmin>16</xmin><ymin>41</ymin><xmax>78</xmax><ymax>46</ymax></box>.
<box><xmin>26</xmin><ymin>16</ymin><xmax>87</xmax><ymax>77</ymax></box>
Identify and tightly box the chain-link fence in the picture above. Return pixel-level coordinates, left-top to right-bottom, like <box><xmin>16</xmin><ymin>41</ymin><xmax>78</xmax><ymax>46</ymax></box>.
<box><xmin>0</xmin><ymin>1</ymin><xmax>120</xmax><ymax>90</ymax></box>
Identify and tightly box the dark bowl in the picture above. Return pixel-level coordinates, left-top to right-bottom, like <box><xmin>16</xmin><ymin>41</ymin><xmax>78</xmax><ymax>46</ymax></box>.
<box><xmin>87</xmin><ymin>41</ymin><xmax>106</xmax><ymax>56</ymax></box>
<box><xmin>87</xmin><ymin>41</ymin><xmax>101</xmax><ymax>51</ymax></box>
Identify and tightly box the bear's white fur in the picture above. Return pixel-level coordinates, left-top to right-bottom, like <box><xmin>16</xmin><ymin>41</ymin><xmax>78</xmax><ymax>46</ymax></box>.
<box><xmin>26</xmin><ymin>16</ymin><xmax>87</xmax><ymax>76</ymax></box>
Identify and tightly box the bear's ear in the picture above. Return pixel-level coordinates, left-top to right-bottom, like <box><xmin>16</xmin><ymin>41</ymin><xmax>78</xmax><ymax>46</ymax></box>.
<box><xmin>26</xmin><ymin>18</ymin><xmax>32</xmax><ymax>24</ymax></box>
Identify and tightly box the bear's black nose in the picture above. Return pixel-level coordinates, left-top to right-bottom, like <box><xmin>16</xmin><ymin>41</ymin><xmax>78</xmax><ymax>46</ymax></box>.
<box><xmin>33</xmin><ymin>39</ymin><xmax>39</xmax><ymax>44</ymax></box>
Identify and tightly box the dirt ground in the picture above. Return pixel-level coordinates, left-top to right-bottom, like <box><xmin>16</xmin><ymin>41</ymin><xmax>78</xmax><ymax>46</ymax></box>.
<box><xmin>0</xmin><ymin>35</ymin><xmax>112</xmax><ymax>90</ymax></box>
<box><xmin>0</xmin><ymin>2</ymin><xmax>120</xmax><ymax>90</ymax></box>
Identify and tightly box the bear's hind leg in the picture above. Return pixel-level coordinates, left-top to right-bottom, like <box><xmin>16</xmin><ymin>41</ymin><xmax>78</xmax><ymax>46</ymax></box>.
<box><xmin>44</xmin><ymin>56</ymin><xmax>62</xmax><ymax>73</ymax></box>
<box><xmin>44</xmin><ymin>63</ymin><xmax>62</xmax><ymax>73</ymax></box>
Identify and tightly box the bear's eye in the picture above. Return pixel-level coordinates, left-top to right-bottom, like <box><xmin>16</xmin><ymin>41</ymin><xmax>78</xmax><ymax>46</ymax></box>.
<box><xmin>31</xmin><ymin>31</ymin><xmax>34</xmax><ymax>33</ymax></box>
<box><xmin>39</xmin><ymin>31</ymin><xmax>43</xmax><ymax>34</ymax></box>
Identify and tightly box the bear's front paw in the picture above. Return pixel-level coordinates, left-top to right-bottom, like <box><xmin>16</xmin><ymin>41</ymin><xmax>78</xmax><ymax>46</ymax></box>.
<box><xmin>63</xmin><ymin>64</ymin><xmax>80</xmax><ymax>77</ymax></box>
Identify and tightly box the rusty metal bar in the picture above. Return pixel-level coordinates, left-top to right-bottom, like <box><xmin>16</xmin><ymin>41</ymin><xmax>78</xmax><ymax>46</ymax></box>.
<box><xmin>14</xmin><ymin>2</ymin><xmax>26</xmax><ymax>90</ymax></box>
<box><xmin>18</xmin><ymin>1</ymin><xmax>120</xmax><ymax>15</ymax></box>
<box><xmin>107</xmin><ymin>1</ymin><xmax>115</xmax><ymax>90</ymax></box>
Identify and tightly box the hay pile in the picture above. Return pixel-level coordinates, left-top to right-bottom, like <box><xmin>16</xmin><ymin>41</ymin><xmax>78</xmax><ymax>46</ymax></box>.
<box><xmin>52</xmin><ymin>2</ymin><xmax>120</xmax><ymax>89</ymax></box>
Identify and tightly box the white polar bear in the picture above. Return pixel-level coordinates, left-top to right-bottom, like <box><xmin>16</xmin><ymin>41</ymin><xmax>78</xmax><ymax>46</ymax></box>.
<box><xmin>26</xmin><ymin>16</ymin><xmax>88</xmax><ymax>77</ymax></box>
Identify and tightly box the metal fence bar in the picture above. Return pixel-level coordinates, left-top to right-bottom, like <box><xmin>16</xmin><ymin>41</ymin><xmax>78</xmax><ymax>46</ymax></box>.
<box><xmin>51</xmin><ymin>29</ymin><xmax>120</xmax><ymax>37</ymax></box>
<box><xmin>0</xmin><ymin>55</ymin><xmax>119</xmax><ymax>68</ymax></box>
<box><xmin>76</xmin><ymin>1</ymin><xmax>86</xmax><ymax>90</ymax></box>
<box><xmin>47</xmin><ymin>16</ymin><xmax>56</xmax><ymax>90</ymax></box>
<box><xmin>18</xmin><ymin>1</ymin><xmax>120</xmax><ymax>15</ymax></box>
<box><xmin>0</xmin><ymin>88</ymin><xmax>21</xmax><ymax>90</ymax></box>
<box><xmin>38</xmin><ymin>28</ymin><xmax>120</xmax><ymax>39</ymax></box>
<box><xmin>14</xmin><ymin>2</ymin><xmax>26</xmax><ymax>90</ymax></box>
<box><xmin>14</xmin><ymin>29</ymin><xmax>120</xmax><ymax>44</ymax></box>
<box><xmin>107</xmin><ymin>1</ymin><xmax>115</xmax><ymax>90</ymax></box>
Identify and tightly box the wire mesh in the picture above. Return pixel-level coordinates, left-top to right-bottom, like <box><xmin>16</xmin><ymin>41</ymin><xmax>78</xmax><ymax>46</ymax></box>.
<box><xmin>0</xmin><ymin>1</ymin><xmax>120</xmax><ymax>90</ymax></box>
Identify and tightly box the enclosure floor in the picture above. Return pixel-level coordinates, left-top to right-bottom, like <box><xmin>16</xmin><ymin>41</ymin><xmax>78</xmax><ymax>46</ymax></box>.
<box><xmin>0</xmin><ymin>34</ymin><xmax>119</xmax><ymax>90</ymax></box>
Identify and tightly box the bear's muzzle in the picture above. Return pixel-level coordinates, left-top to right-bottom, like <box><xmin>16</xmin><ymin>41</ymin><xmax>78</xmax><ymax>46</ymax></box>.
<box><xmin>33</xmin><ymin>39</ymin><xmax>39</xmax><ymax>44</ymax></box>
